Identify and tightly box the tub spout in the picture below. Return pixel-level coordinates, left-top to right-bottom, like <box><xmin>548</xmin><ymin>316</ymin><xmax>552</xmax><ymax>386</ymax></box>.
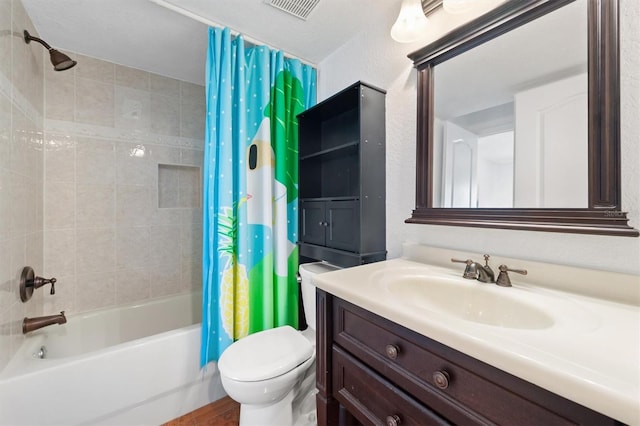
<box><xmin>23</xmin><ymin>311</ymin><xmax>67</xmax><ymax>334</ymax></box>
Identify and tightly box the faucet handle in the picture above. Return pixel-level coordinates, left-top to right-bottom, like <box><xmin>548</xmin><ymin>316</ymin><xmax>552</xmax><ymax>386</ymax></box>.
<box><xmin>496</xmin><ymin>264</ymin><xmax>528</xmax><ymax>287</ymax></box>
<box><xmin>451</xmin><ymin>258</ymin><xmax>478</xmax><ymax>279</ymax></box>
<box><xmin>33</xmin><ymin>276</ymin><xmax>57</xmax><ymax>295</ymax></box>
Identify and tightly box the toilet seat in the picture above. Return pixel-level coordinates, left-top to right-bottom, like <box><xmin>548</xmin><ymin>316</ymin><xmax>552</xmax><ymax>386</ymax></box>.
<box><xmin>219</xmin><ymin>325</ymin><xmax>313</xmax><ymax>382</ymax></box>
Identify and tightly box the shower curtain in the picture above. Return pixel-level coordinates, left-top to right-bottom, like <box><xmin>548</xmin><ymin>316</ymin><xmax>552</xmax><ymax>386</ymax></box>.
<box><xmin>201</xmin><ymin>27</ymin><xmax>317</xmax><ymax>365</ymax></box>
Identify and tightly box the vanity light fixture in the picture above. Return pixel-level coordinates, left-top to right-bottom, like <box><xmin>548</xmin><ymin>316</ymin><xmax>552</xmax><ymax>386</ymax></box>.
<box><xmin>442</xmin><ymin>0</ymin><xmax>475</xmax><ymax>14</ymax></box>
<box><xmin>391</xmin><ymin>0</ymin><xmax>430</xmax><ymax>43</ymax></box>
<box><xmin>23</xmin><ymin>30</ymin><xmax>77</xmax><ymax>71</ymax></box>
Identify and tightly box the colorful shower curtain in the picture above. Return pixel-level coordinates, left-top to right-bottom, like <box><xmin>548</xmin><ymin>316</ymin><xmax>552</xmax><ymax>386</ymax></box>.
<box><xmin>201</xmin><ymin>27</ymin><xmax>317</xmax><ymax>366</ymax></box>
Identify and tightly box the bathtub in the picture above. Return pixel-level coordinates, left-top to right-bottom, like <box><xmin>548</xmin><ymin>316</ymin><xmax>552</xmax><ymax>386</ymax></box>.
<box><xmin>0</xmin><ymin>291</ymin><xmax>225</xmax><ymax>426</ymax></box>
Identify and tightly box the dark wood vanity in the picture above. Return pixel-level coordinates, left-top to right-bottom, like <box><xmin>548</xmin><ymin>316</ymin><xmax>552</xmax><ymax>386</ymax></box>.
<box><xmin>316</xmin><ymin>289</ymin><xmax>621</xmax><ymax>426</ymax></box>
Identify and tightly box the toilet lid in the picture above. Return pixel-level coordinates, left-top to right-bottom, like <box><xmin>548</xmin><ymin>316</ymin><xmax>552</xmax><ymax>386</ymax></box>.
<box><xmin>218</xmin><ymin>325</ymin><xmax>314</xmax><ymax>382</ymax></box>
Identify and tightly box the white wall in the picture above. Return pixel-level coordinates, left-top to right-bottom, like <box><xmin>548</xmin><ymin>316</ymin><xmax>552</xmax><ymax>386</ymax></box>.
<box><xmin>318</xmin><ymin>0</ymin><xmax>640</xmax><ymax>275</ymax></box>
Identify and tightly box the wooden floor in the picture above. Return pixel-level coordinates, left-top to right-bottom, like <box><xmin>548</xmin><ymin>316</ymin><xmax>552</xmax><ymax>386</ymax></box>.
<box><xmin>163</xmin><ymin>396</ymin><xmax>240</xmax><ymax>426</ymax></box>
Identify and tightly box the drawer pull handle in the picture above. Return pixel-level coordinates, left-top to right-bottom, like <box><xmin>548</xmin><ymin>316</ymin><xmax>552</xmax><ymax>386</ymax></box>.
<box><xmin>433</xmin><ymin>370</ymin><xmax>450</xmax><ymax>389</ymax></box>
<box><xmin>386</xmin><ymin>415</ymin><xmax>401</xmax><ymax>426</ymax></box>
<box><xmin>385</xmin><ymin>344</ymin><xmax>399</xmax><ymax>359</ymax></box>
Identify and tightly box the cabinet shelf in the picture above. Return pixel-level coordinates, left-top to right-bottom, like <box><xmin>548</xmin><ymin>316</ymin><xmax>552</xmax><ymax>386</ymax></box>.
<box><xmin>300</xmin><ymin>196</ymin><xmax>359</xmax><ymax>202</ymax></box>
<box><xmin>299</xmin><ymin>141</ymin><xmax>359</xmax><ymax>161</ymax></box>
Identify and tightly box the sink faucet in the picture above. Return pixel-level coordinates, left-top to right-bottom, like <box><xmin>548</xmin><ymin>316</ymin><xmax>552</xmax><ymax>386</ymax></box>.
<box><xmin>23</xmin><ymin>311</ymin><xmax>66</xmax><ymax>334</ymax></box>
<box><xmin>451</xmin><ymin>254</ymin><xmax>495</xmax><ymax>283</ymax></box>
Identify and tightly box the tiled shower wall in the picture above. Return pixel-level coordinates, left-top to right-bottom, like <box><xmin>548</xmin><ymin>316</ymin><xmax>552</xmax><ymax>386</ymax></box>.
<box><xmin>42</xmin><ymin>54</ymin><xmax>205</xmax><ymax>315</ymax></box>
<box><xmin>0</xmin><ymin>0</ymin><xmax>205</xmax><ymax>372</ymax></box>
<box><xmin>0</xmin><ymin>0</ymin><xmax>45</xmax><ymax>371</ymax></box>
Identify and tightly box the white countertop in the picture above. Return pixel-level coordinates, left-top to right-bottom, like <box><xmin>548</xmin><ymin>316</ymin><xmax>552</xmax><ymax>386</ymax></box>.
<box><xmin>313</xmin><ymin>257</ymin><xmax>640</xmax><ymax>425</ymax></box>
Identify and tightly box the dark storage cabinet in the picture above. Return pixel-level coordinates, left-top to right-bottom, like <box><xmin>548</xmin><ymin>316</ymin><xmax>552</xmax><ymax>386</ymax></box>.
<box><xmin>298</xmin><ymin>82</ymin><xmax>386</xmax><ymax>267</ymax></box>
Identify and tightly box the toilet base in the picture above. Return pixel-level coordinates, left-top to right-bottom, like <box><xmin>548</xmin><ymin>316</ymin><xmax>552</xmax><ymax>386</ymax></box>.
<box><xmin>240</xmin><ymin>389</ymin><xmax>293</xmax><ymax>426</ymax></box>
<box><xmin>238</xmin><ymin>363</ymin><xmax>318</xmax><ymax>426</ymax></box>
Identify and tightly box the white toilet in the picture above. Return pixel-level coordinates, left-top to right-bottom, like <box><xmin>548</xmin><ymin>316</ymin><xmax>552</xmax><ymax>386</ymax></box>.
<box><xmin>218</xmin><ymin>262</ymin><xmax>340</xmax><ymax>426</ymax></box>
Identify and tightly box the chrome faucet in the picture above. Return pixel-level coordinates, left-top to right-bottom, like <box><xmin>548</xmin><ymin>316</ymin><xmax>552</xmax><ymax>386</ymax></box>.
<box><xmin>451</xmin><ymin>254</ymin><xmax>495</xmax><ymax>283</ymax></box>
<box><xmin>23</xmin><ymin>311</ymin><xmax>66</xmax><ymax>334</ymax></box>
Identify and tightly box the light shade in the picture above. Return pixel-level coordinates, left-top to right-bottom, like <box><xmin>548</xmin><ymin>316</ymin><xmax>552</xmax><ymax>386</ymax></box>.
<box><xmin>390</xmin><ymin>0</ymin><xmax>429</xmax><ymax>43</ymax></box>
<box><xmin>443</xmin><ymin>0</ymin><xmax>474</xmax><ymax>14</ymax></box>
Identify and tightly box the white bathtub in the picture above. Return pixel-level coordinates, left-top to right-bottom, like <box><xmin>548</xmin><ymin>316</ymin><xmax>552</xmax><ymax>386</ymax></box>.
<box><xmin>0</xmin><ymin>291</ymin><xmax>225</xmax><ymax>426</ymax></box>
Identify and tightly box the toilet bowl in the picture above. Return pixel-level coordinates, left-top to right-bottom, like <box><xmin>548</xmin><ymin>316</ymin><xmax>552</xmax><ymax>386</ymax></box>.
<box><xmin>218</xmin><ymin>262</ymin><xmax>340</xmax><ymax>426</ymax></box>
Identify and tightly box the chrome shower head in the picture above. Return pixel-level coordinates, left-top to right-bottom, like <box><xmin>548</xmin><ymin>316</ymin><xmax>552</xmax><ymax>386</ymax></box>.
<box><xmin>23</xmin><ymin>30</ymin><xmax>77</xmax><ymax>71</ymax></box>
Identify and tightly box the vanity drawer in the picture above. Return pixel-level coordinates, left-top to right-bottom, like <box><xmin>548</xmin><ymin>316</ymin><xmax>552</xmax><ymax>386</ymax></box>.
<box><xmin>332</xmin><ymin>345</ymin><xmax>448</xmax><ymax>426</ymax></box>
<box><xmin>332</xmin><ymin>297</ymin><xmax>617</xmax><ymax>426</ymax></box>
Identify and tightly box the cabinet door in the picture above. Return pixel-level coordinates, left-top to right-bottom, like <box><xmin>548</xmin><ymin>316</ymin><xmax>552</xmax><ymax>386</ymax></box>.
<box><xmin>300</xmin><ymin>201</ymin><xmax>326</xmax><ymax>246</ymax></box>
<box><xmin>326</xmin><ymin>200</ymin><xmax>359</xmax><ymax>252</ymax></box>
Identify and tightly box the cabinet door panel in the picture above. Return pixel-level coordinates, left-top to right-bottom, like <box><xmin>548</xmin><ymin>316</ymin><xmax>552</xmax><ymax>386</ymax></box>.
<box><xmin>301</xmin><ymin>201</ymin><xmax>326</xmax><ymax>246</ymax></box>
<box><xmin>326</xmin><ymin>200</ymin><xmax>359</xmax><ymax>252</ymax></box>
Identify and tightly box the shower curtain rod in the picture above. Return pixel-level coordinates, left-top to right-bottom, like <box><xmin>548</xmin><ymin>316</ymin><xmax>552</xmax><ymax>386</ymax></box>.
<box><xmin>149</xmin><ymin>0</ymin><xmax>316</xmax><ymax>67</ymax></box>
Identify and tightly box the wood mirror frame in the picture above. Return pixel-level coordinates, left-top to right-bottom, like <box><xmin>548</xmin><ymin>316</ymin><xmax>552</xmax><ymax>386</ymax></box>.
<box><xmin>406</xmin><ymin>0</ymin><xmax>638</xmax><ymax>237</ymax></box>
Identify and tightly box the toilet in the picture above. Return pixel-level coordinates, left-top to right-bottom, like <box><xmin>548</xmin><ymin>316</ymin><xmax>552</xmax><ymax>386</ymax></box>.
<box><xmin>218</xmin><ymin>262</ymin><xmax>340</xmax><ymax>426</ymax></box>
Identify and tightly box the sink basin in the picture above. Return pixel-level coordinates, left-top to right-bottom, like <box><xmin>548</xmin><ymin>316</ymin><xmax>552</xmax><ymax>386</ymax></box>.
<box><xmin>381</xmin><ymin>274</ymin><xmax>555</xmax><ymax>330</ymax></box>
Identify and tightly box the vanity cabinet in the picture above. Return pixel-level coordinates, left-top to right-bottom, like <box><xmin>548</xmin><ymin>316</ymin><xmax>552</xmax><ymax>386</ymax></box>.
<box><xmin>297</xmin><ymin>81</ymin><xmax>386</xmax><ymax>268</ymax></box>
<box><xmin>316</xmin><ymin>290</ymin><xmax>620</xmax><ymax>426</ymax></box>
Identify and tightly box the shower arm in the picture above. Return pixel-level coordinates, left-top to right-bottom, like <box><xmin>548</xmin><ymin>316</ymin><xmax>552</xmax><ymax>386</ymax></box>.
<box><xmin>23</xmin><ymin>30</ymin><xmax>54</xmax><ymax>50</ymax></box>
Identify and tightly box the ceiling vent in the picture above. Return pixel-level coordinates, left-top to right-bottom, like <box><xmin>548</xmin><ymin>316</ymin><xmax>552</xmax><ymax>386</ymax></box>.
<box><xmin>265</xmin><ymin>0</ymin><xmax>320</xmax><ymax>20</ymax></box>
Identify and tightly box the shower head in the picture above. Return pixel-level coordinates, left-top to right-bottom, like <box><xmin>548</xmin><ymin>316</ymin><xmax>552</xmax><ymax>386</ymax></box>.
<box><xmin>23</xmin><ymin>30</ymin><xmax>77</xmax><ymax>71</ymax></box>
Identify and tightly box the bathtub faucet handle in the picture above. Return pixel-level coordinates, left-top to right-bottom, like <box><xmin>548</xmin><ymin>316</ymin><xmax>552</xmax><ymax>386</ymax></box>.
<box><xmin>33</xmin><ymin>276</ymin><xmax>57</xmax><ymax>295</ymax></box>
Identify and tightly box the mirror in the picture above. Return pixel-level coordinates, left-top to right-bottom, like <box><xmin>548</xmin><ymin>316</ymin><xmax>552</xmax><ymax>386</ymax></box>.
<box><xmin>408</xmin><ymin>0</ymin><xmax>638</xmax><ymax>236</ymax></box>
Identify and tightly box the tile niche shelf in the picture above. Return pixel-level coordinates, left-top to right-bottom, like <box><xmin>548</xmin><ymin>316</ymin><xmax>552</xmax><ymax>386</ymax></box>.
<box><xmin>297</xmin><ymin>81</ymin><xmax>386</xmax><ymax>268</ymax></box>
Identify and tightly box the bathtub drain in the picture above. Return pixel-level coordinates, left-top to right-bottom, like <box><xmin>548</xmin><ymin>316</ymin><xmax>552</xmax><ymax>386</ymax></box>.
<box><xmin>33</xmin><ymin>345</ymin><xmax>47</xmax><ymax>359</ymax></box>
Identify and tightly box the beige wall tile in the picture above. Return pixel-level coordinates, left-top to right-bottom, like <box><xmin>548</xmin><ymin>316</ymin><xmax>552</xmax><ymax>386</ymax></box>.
<box><xmin>115</xmin><ymin>65</ymin><xmax>149</xmax><ymax>90</ymax></box>
<box><xmin>151</xmin><ymin>74</ymin><xmax>180</xmax><ymax>97</ymax></box>
<box><xmin>75</xmin><ymin>54</ymin><xmax>114</xmax><ymax>84</ymax></box>
<box><xmin>76</xmin><ymin>137</ymin><xmax>115</xmax><ymax>184</ymax></box>
<box><xmin>12</xmin><ymin>1</ymin><xmax>44</xmax><ymax>116</ymax></box>
<box><xmin>44</xmin><ymin>133</ymin><xmax>76</xmax><ymax>183</ymax></box>
<box><xmin>180</xmin><ymin>81</ymin><xmax>205</xmax><ymax>105</ymax></box>
<box><xmin>181</xmin><ymin>259</ymin><xmax>201</xmax><ymax>291</ymax></box>
<box><xmin>115</xmin><ymin>142</ymin><xmax>154</xmax><ymax>185</ymax></box>
<box><xmin>76</xmin><ymin>184</ymin><xmax>115</xmax><ymax>229</ymax></box>
<box><xmin>116</xmin><ymin>267</ymin><xmax>150</xmax><ymax>304</ymax></box>
<box><xmin>75</xmin><ymin>272</ymin><xmax>115</xmax><ymax>312</ymax></box>
<box><xmin>180</xmin><ymin>101</ymin><xmax>205</xmax><ymax>140</ymax></box>
<box><xmin>181</xmin><ymin>223</ymin><xmax>202</xmax><ymax>263</ymax></box>
<box><xmin>116</xmin><ymin>185</ymin><xmax>153</xmax><ymax>226</ymax></box>
<box><xmin>76</xmin><ymin>228</ymin><xmax>115</xmax><ymax>274</ymax></box>
<box><xmin>149</xmin><ymin>144</ymin><xmax>181</xmax><ymax>164</ymax></box>
<box><xmin>149</xmin><ymin>225</ymin><xmax>181</xmax><ymax>266</ymax></box>
<box><xmin>151</xmin><ymin>93</ymin><xmax>180</xmax><ymax>136</ymax></box>
<box><xmin>9</xmin><ymin>173</ymin><xmax>28</xmax><ymax>238</ymax></box>
<box><xmin>115</xmin><ymin>86</ymin><xmax>151</xmax><ymax>131</ymax></box>
<box><xmin>44</xmin><ymin>181</ymin><xmax>76</xmax><ymax>229</ymax></box>
<box><xmin>45</xmin><ymin>69</ymin><xmax>75</xmax><ymax>121</ymax></box>
<box><xmin>150</xmin><ymin>262</ymin><xmax>182</xmax><ymax>298</ymax></box>
<box><xmin>75</xmin><ymin>77</ymin><xmax>114</xmax><ymax>126</ymax></box>
<box><xmin>0</xmin><ymin>178</ymin><xmax>9</xmax><ymax>256</ymax></box>
<box><xmin>0</xmin><ymin>0</ymin><xmax>11</xmax><ymax>82</ymax></box>
<box><xmin>116</xmin><ymin>226</ymin><xmax>150</xmax><ymax>269</ymax></box>
<box><xmin>0</xmin><ymin>92</ymin><xmax>11</xmax><ymax>172</ymax></box>
<box><xmin>44</xmin><ymin>229</ymin><xmax>75</xmax><ymax>277</ymax></box>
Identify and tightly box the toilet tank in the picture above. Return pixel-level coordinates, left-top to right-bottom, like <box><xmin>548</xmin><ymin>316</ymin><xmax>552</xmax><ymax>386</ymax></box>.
<box><xmin>299</xmin><ymin>262</ymin><xmax>341</xmax><ymax>331</ymax></box>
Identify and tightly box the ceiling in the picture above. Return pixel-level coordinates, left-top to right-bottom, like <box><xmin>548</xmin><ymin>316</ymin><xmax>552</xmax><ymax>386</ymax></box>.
<box><xmin>22</xmin><ymin>0</ymin><xmax>400</xmax><ymax>85</ymax></box>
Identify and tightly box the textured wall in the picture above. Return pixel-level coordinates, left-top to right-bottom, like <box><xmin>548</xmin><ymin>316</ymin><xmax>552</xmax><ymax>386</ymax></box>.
<box><xmin>0</xmin><ymin>0</ymin><xmax>45</xmax><ymax>371</ymax></box>
<box><xmin>318</xmin><ymin>0</ymin><xmax>640</xmax><ymax>275</ymax></box>
<box><xmin>42</xmin><ymin>54</ymin><xmax>205</xmax><ymax>315</ymax></box>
